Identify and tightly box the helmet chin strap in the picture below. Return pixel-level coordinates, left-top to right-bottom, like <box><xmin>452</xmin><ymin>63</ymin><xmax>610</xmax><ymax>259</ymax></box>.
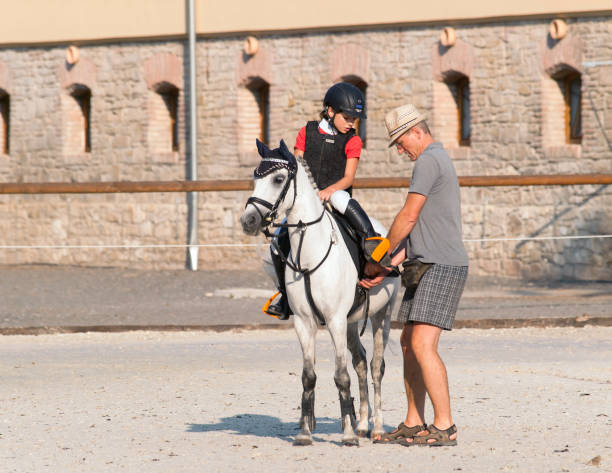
<box><xmin>325</xmin><ymin>109</ymin><xmax>340</xmax><ymax>134</ymax></box>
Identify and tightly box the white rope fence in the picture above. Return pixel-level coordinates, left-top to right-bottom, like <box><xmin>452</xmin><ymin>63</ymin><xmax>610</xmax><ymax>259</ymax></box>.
<box><xmin>0</xmin><ymin>243</ymin><xmax>263</xmax><ymax>249</ymax></box>
<box><xmin>0</xmin><ymin>234</ymin><xmax>611</xmax><ymax>249</ymax></box>
<box><xmin>463</xmin><ymin>234</ymin><xmax>612</xmax><ymax>243</ymax></box>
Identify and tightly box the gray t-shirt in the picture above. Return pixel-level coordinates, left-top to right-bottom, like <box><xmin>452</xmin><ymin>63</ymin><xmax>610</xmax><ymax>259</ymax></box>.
<box><xmin>407</xmin><ymin>142</ymin><xmax>469</xmax><ymax>266</ymax></box>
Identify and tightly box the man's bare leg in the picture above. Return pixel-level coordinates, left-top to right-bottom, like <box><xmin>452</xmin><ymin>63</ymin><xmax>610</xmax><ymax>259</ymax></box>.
<box><xmin>410</xmin><ymin>322</ymin><xmax>456</xmax><ymax>442</ymax></box>
<box><xmin>400</xmin><ymin>324</ymin><xmax>426</xmax><ymax>427</ymax></box>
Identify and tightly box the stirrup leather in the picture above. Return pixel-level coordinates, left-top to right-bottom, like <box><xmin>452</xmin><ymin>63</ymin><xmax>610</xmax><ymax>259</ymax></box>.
<box><xmin>364</xmin><ymin>236</ymin><xmax>391</xmax><ymax>266</ymax></box>
<box><xmin>262</xmin><ymin>291</ymin><xmax>282</xmax><ymax>318</ymax></box>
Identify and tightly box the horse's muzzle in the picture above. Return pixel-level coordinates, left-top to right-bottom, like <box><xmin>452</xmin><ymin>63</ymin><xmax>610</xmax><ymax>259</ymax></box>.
<box><xmin>240</xmin><ymin>207</ymin><xmax>263</xmax><ymax>236</ymax></box>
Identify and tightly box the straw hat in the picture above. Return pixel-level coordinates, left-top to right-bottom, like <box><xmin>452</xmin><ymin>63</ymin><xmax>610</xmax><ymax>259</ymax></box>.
<box><xmin>384</xmin><ymin>104</ymin><xmax>426</xmax><ymax>147</ymax></box>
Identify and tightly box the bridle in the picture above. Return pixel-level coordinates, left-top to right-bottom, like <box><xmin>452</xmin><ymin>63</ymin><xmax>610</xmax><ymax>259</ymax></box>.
<box><xmin>245</xmin><ymin>166</ymin><xmax>298</xmax><ymax>238</ymax></box>
<box><xmin>244</xmin><ymin>166</ymin><xmax>330</xmax><ymax>259</ymax></box>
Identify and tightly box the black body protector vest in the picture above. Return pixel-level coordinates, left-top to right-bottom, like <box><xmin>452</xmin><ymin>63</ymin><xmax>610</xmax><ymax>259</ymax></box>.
<box><xmin>303</xmin><ymin>121</ymin><xmax>355</xmax><ymax>196</ymax></box>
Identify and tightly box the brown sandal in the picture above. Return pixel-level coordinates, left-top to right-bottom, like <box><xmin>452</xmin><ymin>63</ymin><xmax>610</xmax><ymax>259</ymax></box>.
<box><xmin>408</xmin><ymin>424</ymin><xmax>457</xmax><ymax>447</ymax></box>
<box><xmin>373</xmin><ymin>423</ymin><xmax>427</xmax><ymax>444</ymax></box>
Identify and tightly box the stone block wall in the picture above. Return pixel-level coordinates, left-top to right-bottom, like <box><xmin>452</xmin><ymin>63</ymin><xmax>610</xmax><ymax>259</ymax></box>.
<box><xmin>0</xmin><ymin>16</ymin><xmax>611</xmax><ymax>280</ymax></box>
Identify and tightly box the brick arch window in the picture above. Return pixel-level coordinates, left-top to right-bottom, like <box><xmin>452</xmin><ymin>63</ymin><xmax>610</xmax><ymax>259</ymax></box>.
<box><xmin>150</xmin><ymin>82</ymin><xmax>179</xmax><ymax>153</ymax></box>
<box><xmin>65</xmin><ymin>84</ymin><xmax>92</xmax><ymax>154</ymax></box>
<box><xmin>0</xmin><ymin>89</ymin><xmax>9</xmax><ymax>155</ymax></box>
<box><xmin>542</xmin><ymin>67</ymin><xmax>582</xmax><ymax>147</ymax></box>
<box><xmin>433</xmin><ymin>73</ymin><xmax>471</xmax><ymax>149</ymax></box>
<box><xmin>144</xmin><ymin>53</ymin><xmax>183</xmax><ymax>158</ymax></box>
<box><xmin>341</xmin><ymin>75</ymin><xmax>368</xmax><ymax>148</ymax></box>
<box><xmin>239</xmin><ymin>77</ymin><xmax>270</xmax><ymax>154</ymax></box>
<box><xmin>432</xmin><ymin>39</ymin><xmax>474</xmax><ymax>151</ymax></box>
<box><xmin>541</xmin><ymin>34</ymin><xmax>583</xmax><ymax>151</ymax></box>
<box><xmin>59</xmin><ymin>55</ymin><xmax>96</xmax><ymax>156</ymax></box>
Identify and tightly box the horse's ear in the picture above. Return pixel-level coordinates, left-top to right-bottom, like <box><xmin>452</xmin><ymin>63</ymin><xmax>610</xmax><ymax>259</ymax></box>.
<box><xmin>256</xmin><ymin>139</ymin><xmax>269</xmax><ymax>158</ymax></box>
<box><xmin>279</xmin><ymin>139</ymin><xmax>297</xmax><ymax>166</ymax></box>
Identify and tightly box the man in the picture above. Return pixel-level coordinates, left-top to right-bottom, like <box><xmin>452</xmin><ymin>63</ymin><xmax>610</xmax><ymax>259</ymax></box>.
<box><xmin>362</xmin><ymin>104</ymin><xmax>469</xmax><ymax>447</ymax></box>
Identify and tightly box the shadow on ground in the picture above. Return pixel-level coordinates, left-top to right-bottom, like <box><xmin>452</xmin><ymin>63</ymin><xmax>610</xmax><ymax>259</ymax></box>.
<box><xmin>187</xmin><ymin>413</ymin><xmax>372</xmax><ymax>445</ymax></box>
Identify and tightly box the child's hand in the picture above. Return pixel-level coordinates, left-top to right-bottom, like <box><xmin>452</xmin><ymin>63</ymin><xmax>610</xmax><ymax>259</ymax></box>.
<box><xmin>318</xmin><ymin>187</ymin><xmax>336</xmax><ymax>202</ymax></box>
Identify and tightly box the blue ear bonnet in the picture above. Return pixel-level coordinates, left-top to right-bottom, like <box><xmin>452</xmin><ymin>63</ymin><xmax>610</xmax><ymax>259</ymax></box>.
<box><xmin>254</xmin><ymin>139</ymin><xmax>297</xmax><ymax>178</ymax></box>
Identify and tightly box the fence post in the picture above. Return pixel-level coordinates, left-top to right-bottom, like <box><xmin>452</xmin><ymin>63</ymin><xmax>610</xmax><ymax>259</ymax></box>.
<box><xmin>186</xmin><ymin>0</ymin><xmax>199</xmax><ymax>271</ymax></box>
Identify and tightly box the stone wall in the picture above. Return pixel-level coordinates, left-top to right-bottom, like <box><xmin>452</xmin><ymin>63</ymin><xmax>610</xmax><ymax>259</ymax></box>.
<box><xmin>0</xmin><ymin>16</ymin><xmax>610</xmax><ymax>280</ymax></box>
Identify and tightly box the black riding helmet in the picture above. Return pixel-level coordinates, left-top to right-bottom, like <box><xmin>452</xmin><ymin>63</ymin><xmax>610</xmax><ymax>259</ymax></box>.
<box><xmin>323</xmin><ymin>82</ymin><xmax>367</xmax><ymax>119</ymax></box>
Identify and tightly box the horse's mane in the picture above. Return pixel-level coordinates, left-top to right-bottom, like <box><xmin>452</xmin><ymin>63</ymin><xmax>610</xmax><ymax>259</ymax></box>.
<box><xmin>296</xmin><ymin>155</ymin><xmax>320</xmax><ymax>194</ymax></box>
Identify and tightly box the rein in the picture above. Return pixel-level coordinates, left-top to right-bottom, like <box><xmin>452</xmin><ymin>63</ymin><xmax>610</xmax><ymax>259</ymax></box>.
<box><xmin>272</xmin><ymin>207</ymin><xmax>329</xmax><ymax>271</ymax></box>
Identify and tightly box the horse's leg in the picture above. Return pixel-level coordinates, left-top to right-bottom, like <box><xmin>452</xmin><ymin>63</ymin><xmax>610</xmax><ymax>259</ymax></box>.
<box><xmin>347</xmin><ymin>321</ymin><xmax>370</xmax><ymax>438</ymax></box>
<box><xmin>328</xmin><ymin>317</ymin><xmax>359</xmax><ymax>446</ymax></box>
<box><xmin>293</xmin><ymin>314</ymin><xmax>318</xmax><ymax>446</ymax></box>
<box><xmin>370</xmin><ymin>306</ymin><xmax>391</xmax><ymax>438</ymax></box>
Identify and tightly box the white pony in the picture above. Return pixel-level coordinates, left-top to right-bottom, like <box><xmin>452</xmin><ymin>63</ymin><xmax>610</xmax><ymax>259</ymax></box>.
<box><xmin>240</xmin><ymin>140</ymin><xmax>399</xmax><ymax>446</ymax></box>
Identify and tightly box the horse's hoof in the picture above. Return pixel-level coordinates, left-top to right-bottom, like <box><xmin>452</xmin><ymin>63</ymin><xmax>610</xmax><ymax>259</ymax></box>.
<box><xmin>342</xmin><ymin>437</ymin><xmax>359</xmax><ymax>447</ymax></box>
<box><xmin>293</xmin><ymin>435</ymin><xmax>313</xmax><ymax>446</ymax></box>
<box><xmin>357</xmin><ymin>429</ymin><xmax>369</xmax><ymax>438</ymax></box>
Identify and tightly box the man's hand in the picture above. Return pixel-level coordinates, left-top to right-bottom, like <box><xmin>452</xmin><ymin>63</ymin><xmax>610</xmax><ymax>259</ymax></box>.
<box><xmin>359</xmin><ymin>274</ymin><xmax>387</xmax><ymax>289</ymax></box>
<box><xmin>359</xmin><ymin>264</ymin><xmax>391</xmax><ymax>289</ymax></box>
<box><xmin>364</xmin><ymin>261</ymin><xmax>382</xmax><ymax>278</ymax></box>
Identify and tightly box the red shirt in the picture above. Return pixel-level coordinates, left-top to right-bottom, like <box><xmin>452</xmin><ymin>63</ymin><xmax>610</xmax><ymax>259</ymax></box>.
<box><xmin>294</xmin><ymin>126</ymin><xmax>362</xmax><ymax>159</ymax></box>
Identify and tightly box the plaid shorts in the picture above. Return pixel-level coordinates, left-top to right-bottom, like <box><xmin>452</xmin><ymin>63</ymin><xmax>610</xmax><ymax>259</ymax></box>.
<box><xmin>397</xmin><ymin>264</ymin><xmax>468</xmax><ymax>330</ymax></box>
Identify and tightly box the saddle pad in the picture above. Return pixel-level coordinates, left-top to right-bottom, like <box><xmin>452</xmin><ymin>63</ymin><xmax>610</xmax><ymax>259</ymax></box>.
<box><xmin>330</xmin><ymin>210</ymin><xmax>398</xmax><ymax>322</ymax></box>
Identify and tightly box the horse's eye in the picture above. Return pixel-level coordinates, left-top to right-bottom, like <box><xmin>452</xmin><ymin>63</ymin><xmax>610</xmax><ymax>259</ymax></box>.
<box><xmin>274</xmin><ymin>175</ymin><xmax>285</xmax><ymax>185</ymax></box>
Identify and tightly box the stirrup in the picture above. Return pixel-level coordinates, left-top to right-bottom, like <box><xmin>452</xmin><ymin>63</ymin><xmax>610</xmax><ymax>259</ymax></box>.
<box><xmin>262</xmin><ymin>291</ymin><xmax>281</xmax><ymax>317</ymax></box>
<box><xmin>262</xmin><ymin>291</ymin><xmax>290</xmax><ymax>320</ymax></box>
<box><xmin>364</xmin><ymin>236</ymin><xmax>391</xmax><ymax>266</ymax></box>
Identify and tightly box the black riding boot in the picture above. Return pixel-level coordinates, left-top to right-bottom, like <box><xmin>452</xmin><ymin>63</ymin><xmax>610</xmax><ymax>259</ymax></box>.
<box><xmin>264</xmin><ymin>229</ymin><xmax>293</xmax><ymax>320</ymax></box>
<box><xmin>343</xmin><ymin>199</ymin><xmax>391</xmax><ymax>266</ymax></box>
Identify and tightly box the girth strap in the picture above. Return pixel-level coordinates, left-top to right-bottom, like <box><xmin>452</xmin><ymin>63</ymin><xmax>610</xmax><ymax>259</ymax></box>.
<box><xmin>360</xmin><ymin>288</ymin><xmax>370</xmax><ymax>337</ymax></box>
<box><xmin>303</xmin><ymin>271</ymin><xmax>326</xmax><ymax>326</ymax></box>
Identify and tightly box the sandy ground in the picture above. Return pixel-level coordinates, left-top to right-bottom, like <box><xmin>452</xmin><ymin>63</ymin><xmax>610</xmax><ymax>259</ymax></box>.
<box><xmin>1</xmin><ymin>326</ymin><xmax>611</xmax><ymax>473</ymax></box>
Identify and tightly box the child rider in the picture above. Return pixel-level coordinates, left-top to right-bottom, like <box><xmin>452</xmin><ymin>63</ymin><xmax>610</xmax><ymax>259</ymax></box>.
<box><xmin>264</xmin><ymin>82</ymin><xmax>390</xmax><ymax>319</ymax></box>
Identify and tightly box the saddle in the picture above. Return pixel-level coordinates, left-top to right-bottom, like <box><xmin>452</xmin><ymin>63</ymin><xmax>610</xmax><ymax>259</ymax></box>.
<box><xmin>330</xmin><ymin>210</ymin><xmax>398</xmax><ymax>323</ymax></box>
<box><xmin>271</xmin><ymin>210</ymin><xmax>396</xmax><ymax>330</ymax></box>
